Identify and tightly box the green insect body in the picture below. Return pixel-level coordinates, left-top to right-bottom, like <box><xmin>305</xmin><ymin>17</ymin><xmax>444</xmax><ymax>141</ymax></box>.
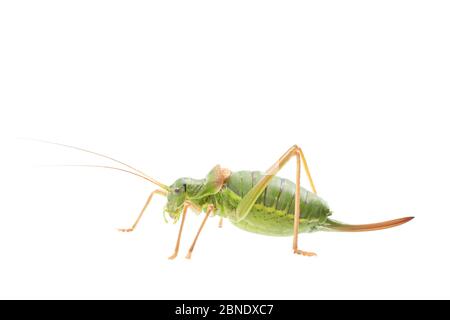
<box><xmin>33</xmin><ymin>140</ymin><xmax>414</xmax><ymax>258</ymax></box>
<box><xmin>164</xmin><ymin>166</ymin><xmax>412</xmax><ymax>240</ymax></box>
<box><xmin>168</xmin><ymin>171</ymin><xmax>332</xmax><ymax>236</ymax></box>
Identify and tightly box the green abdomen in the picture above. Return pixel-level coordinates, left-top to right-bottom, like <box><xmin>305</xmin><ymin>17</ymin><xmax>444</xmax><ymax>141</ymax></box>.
<box><xmin>217</xmin><ymin>171</ymin><xmax>332</xmax><ymax>236</ymax></box>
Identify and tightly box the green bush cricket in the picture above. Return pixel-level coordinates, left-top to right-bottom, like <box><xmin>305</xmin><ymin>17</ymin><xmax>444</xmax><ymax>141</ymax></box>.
<box><xmin>33</xmin><ymin>140</ymin><xmax>414</xmax><ymax>259</ymax></box>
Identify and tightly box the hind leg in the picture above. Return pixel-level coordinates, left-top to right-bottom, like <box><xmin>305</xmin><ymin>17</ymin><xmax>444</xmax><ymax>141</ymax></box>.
<box><xmin>235</xmin><ymin>145</ymin><xmax>317</xmax><ymax>256</ymax></box>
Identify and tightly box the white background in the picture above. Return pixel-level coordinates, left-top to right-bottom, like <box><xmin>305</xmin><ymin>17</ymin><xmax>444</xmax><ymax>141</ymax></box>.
<box><xmin>0</xmin><ymin>1</ymin><xmax>449</xmax><ymax>299</ymax></box>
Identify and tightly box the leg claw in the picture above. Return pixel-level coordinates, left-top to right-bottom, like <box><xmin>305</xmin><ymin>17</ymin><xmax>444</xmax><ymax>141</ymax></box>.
<box><xmin>294</xmin><ymin>250</ymin><xmax>317</xmax><ymax>257</ymax></box>
<box><xmin>117</xmin><ymin>228</ymin><xmax>134</xmax><ymax>232</ymax></box>
<box><xmin>168</xmin><ymin>253</ymin><xmax>178</xmax><ymax>260</ymax></box>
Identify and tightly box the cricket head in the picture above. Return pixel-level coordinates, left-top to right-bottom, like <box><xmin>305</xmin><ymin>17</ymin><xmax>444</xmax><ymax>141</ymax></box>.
<box><xmin>164</xmin><ymin>178</ymin><xmax>189</xmax><ymax>222</ymax></box>
<box><xmin>164</xmin><ymin>165</ymin><xmax>231</xmax><ymax>223</ymax></box>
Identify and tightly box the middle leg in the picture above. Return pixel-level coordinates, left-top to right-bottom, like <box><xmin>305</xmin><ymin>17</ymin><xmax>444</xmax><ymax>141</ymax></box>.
<box><xmin>185</xmin><ymin>205</ymin><xmax>214</xmax><ymax>259</ymax></box>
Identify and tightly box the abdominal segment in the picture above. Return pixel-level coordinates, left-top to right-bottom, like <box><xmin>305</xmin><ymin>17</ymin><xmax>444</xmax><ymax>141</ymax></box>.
<box><xmin>224</xmin><ymin>171</ymin><xmax>332</xmax><ymax>236</ymax></box>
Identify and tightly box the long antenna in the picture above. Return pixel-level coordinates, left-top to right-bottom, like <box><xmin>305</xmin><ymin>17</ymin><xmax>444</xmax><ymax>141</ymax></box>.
<box><xmin>23</xmin><ymin>138</ymin><xmax>169</xmax><ymax>191</ymax></box>
<box><xmin>37</xmin><ymin>164</ymin><xmax>168</xmax><ymax>189</ymax></box>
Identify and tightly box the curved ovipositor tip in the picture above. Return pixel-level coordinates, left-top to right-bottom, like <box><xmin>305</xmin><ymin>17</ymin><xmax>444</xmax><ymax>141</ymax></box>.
<box><xmin>326</xmin><ymin>216</ymin><xmax>414</xmax><ymax>232</ymax></box>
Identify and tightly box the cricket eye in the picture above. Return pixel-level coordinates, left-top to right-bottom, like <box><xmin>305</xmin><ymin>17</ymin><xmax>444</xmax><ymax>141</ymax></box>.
<box><xmin>174</xmin><ymin>184</ymin><xmax>186</xmax><ymax>194</ymax></box>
